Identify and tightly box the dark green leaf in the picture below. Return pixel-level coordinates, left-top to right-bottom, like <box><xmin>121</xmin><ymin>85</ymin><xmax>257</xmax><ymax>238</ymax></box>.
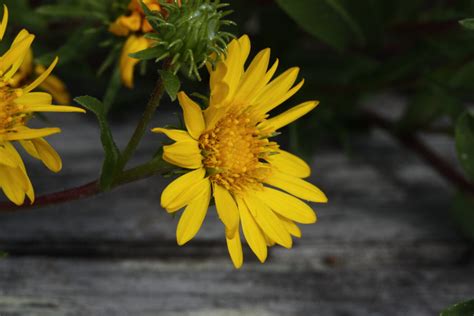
<box><xmin>452</xmin><ymin>192</ymin><xmax>474</xmax><ymax>240</ymax></box>
<box><xmin>36</xmin><ymin>5</ymin><xmax>106</xmax><ymax>21</ymax></box>
<box><xmin>441</xmin><ymin>299</ymin><xmax>474</xmax><ymax>316</ymax></box>
<box><xmin>37</xmin><ymin>26</ymin><xmax>101</xmax><ymax>66</ymax></box>
<box><xmin>74</xmin><ymin>96</ymin><xmax>120</xmax><ymax>190</ymax></box>
<box><xmin>460</xmin><ymin>18</ymin><xmax>474</xmax><ymax>30</ymax></box>
<box><xmin>103</xmin><ymin>66</ymin><xmax>122</xmax><ymax>113</ymax></box>
<box><xmin>455</xmin><ymin>111</ymin><xmax>474</xmax><ymax>182</ymax></box>
<box><xmin>275</xmin><ymin>0</ymin><xmax>365</xmax><ymax>51</ymax></box>
<box><xmin>129</xmin><ymin>45</ymin><xmax>167</xmax><ymax>60</ymax></box>
<box><xmin>159</xmin><ymin>70</ymin><xmax>180</xmax><ymax>101</ymax></box>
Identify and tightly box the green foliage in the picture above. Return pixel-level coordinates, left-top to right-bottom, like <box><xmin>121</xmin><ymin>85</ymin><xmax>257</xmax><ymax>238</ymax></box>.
<box><xmin>441</xmin><ymin>299</ymin><xmax>474</xmax><ymax>316</ymax></box>
<box><xmin>159</xmin><ymin>70</ymin><xmax>181</xmax><ymax>101</ymax></box>
<box><xmin>275</xmin><ymin>0</ymin><xmax>364</xmax><ymax>51</ymax></box>
<box><xmin>460</xmin><ymin>18</ymin><xmax>474</xmax><ymax>30</ymax></box>
<box><xmin>74</xmin><ymin>96</ymin><xmax>120</xmax><ymax>190</ymax></box>
<box><xmin>455</xmin><ymin>111</ymin><xmax>474</xmax><ymax>182</ymax></box>
<box><xmin>452</xmin><ymin>192</ymin><xmax>474</xmax><ymax>240</ymax></box>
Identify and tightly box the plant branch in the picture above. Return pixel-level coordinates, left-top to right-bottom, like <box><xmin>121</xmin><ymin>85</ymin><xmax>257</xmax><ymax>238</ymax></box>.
<box><xmin>117</xmin><ymin>77</ymin><xmax>166</xmax><ymax>172</ymax></box>
<box><xmin>363</xmin><ymin>108</ymin><xmax>474</xmax><ymax>195</ymax></box>
<box><xmin>0</xmin><ymin>158</ymin><xmax>172</xmax><ymax>213</ymax></box>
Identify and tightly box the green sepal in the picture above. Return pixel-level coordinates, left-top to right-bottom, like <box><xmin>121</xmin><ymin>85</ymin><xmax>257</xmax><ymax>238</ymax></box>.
<box><xmin>36</xmin><ymin>5</ymin><xmax>107</xmax><ymax>21</ymax></box>
<box><xmin>159</xmin><ymin>70</ymin><xmax>181</xmax><ymax>101</ymax></box>
<box><xmin>74</xmin><ymin>96</ymin><xmax>120</xmax><ymax>191</ymax></box>
<box><xmin>129</xmin><ymin>45</ymin><xmax>168</xmax><ymax>61</ymax></box>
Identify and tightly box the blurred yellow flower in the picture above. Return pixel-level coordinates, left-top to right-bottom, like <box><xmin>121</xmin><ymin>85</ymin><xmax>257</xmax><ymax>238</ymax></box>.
<box><xmin>0</xmin><ymin>6</ymin><xmax>85</xmax><ymax>205</ymax></box>
<box><xmin>153</xmin><ymin>35</ymin><xmax>327</xmax><ymax>268</ymax></box>
<box><xmin>109</xmin><ymin>0</ymin><xmax>161</xmax><ymax>88</ymax></box>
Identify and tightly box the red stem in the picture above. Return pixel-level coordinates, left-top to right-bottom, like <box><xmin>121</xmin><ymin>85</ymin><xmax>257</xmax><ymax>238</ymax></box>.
<box><xmin>363</xmin><ymin>109</ymin><xmax>474</xmax><ymax>195</ymax></box>
<box><xmin>0</xmin><ymin>181</ymin><xmax>100</xmax><ymax>212</ymax></box>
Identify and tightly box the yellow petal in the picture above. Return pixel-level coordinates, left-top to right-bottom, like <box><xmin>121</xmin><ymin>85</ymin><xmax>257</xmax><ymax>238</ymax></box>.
<box><xmin>266</xmin><ymin>149</ymin><xmax>311</xmax><ymax>178</ymax></box>
<box><xmin>0</xmin><ymin>145</ymin><xmax>18</xmax><ymax>167</ymax></box>
<box><xmin>151</xmin><ymin>128</ymin><xmax>194</xmax><ymax>142</ymax></box>
<box><xmin>265</xmin><ymin>170</ymin><xmax>327</xmax><ymax>203</ymax></box>
<box><xmin>23</xmin><ymin>105</ymin><xmax>85</xmax><ymax>113</ymax></box>
<box><xmin>162</xmin><ymin>140</ymin><xmax>202</xmax><ymax>169</ymax></box>
<box><xmin>32</xmin><ymin>138</ymin><xmax>62</xmax><ymax>172</ymax></box>
<box><xmin>277</xmin><ymin>215</ymin><xmax>302</xmax><ymax>238</ymax></box>
<box><xmin>237</xmin><ymin>197</ymin><xmax>267</xmax><ymax>263</ymax></box>
<box><xmin>234</xmin><ymin>48</ymin><xmax>270</xmax><ymax>104</ymax></box>
<box><xmin>176</xmin><ymin>181</ymin><xmax>211</xmax><ymax>245</ymax></box>
<box><xmin>15</xmin><ymin>92</ymin><xmax>53</xmax><ymax>105</ymax></box>
<box><xmin>24</xmin><ymin>56</ymin><xmax>58</xmax><ymax>93</ymax></box>
<box><xmin>161</xmin><ymin>168</ymin><xmax>206</xmax><ymax>211</ymax></box>
<box><xmin>0</xmin><ymin>33</ymin><xmax>34</xmax><ymax>76</ymax></box>
<box><xmin>120</xmin><ymin>35</ymin><xmax>149</xmax><ymax>88</ymax></box>
<box><xmin>177</xmin><ymin>92</ymin><xmax>205</xmax><ymax>139</ymax></box>
<box><xmin>255</xmin><ymin>67</ymin><xmax>299</xmax><ymax>106</ymax></box>
<box><xmin>0</xmin><ymin>165</ymin><xmax>27</xmax><ymax>205</ymax></box>
<box><xmin>259</xmin><ymin>101</ymin><xmax>319</xmax><ymax>131</ymax></box>
<box><xmin>5</xmin><ymin>127</ymin><xmax>60</xmax><ymax>141</ymax></box>
<box><xmin>244</xmin><ymin>195</ymin><xmax>292</xmax><ymax>249</ymax></box>
<box><xmin>226</xmin><ymin>229</ymin><xmax>243</xmax><ymax>269</ymax></box>
<box><xmin>0</xmin><ymin>5</ymin><xmax>8</xmax><ymax>40</ymax></box>
<box><xmin>213</xmin><ymin>183</ymin><xmax>240</xmax><ymax>237</ymax></box>
<box><xmin>256</xmin><ymin>187</ymin><xmax>317</xmax><ymax>224</ymax></box>
<box><xmin>257</xmin><ymin>79</ymin><xmax>305</xmax><ymax>115</ymax></box>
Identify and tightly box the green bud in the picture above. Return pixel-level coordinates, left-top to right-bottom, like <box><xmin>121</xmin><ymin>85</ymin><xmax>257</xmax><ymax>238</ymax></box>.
<box><xmin>134</xmin><ymin>0</ymin><xmax>236</xmax><ymax>80</ymax></box>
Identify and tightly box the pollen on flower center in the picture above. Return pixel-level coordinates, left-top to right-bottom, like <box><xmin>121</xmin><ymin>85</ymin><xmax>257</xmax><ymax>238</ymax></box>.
<box><xmin>199</xmin><ymin>111</ymin><xmax>276</xmax><ymax>194</ymax></box>
<box><xmin>0</xmin><ymin>87</ymin><xmax>24</xmax><ymax>132</ymax></box>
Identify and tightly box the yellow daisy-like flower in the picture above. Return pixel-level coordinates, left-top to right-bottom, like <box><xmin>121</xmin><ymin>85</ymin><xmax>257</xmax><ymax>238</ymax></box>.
<box><xmin>153</xmin><ymin>35</ymin><xmax>327</xmax><ymax>268</ymax></box>
<box><xmin>109</xmin><ymin>0</ymin><xmax>162</xmax><ymax>88</ymax></box>
<box><xmin>0</xmin><ymin>6</ymin><xmax>85</xmax><ymax>205</ymax></box>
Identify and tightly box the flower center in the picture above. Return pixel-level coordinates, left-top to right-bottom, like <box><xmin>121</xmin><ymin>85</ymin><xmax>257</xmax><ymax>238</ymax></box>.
<box><xmin>0</xmin><ymin>87</ymin><xmax>25</xmax><ymax>133</ymax></box>
<box><xmin>199</xmin><ymin>111</ymin><xmax>276</xmax><ymax>194</ymax></box>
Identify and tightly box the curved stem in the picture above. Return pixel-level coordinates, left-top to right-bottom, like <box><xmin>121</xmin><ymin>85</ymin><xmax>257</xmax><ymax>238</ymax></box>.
<box><xmin>0</xmin><ymin>158</ymin><xmax>173</xmax><ymax>213</ymax></box>
<box><xmin>363</xmin><ymin>108</ymin><xmax>474</xmax><ymax>195</ymax></box>
<box><xmin>117</xmin><ymin>78</ymin><xmax>166</xmax><ymax>172</ymax></box>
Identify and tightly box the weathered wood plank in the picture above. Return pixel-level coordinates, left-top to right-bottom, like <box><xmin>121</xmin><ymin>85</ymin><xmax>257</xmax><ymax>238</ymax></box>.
<box><xmin>0</xmin><ymin>95</ymin><xmax>472</xmax><ymax>316</ymax></box>
<box><xmin>0</xmin><ymin>257</ymin><xmax>473</xmax><ymax>316</ymax></box>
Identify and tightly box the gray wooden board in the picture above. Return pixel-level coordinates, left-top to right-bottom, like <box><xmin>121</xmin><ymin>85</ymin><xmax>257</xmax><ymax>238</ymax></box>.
<box><xmin>0</xmin><ymin>95</ymin><xmax>473</xmax><ymax>315</ymax></box>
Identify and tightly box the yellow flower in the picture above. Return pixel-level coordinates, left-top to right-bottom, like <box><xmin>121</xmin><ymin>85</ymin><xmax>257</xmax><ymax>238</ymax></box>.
<box><xmin>0</xmin><ymin>6</ymin><xmax>85</xmax><ymax>205</ymax></box>
<box><xmin>109</xmin><ymin>0</ymin><xmax>161</xmax><ymax>88</ymax></box>
<box><xmin>153</xmin><ymin>35</ymin><xmax>327</xmax><ymax>268</ymax></box>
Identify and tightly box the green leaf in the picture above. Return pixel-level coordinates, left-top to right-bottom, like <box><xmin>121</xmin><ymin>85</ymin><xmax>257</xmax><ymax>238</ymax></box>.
<box><xmin>36</xmin><ymin>5</ymin><xmax>107</xmax><ymax>21</ymax></box>
<box><xmin>441</xmin><ymin>299</ymin><xmax>474</xmax><ymax>316</ymax></box>
<box><xmin>460</xmin><ymin>18</ymin><xmax>474</xmax><ymax>30</ymax></box>
<box><xmin>452</xmin><ymin>192</ymin><xmax>474</xmax><ymax>240</ymax></box>
<box><xmin>455</xmin><ymin>111</ymin><xmax>474</xmax><ymax>182</ymax></box>
<box><xmin>74</xmin><ymin>96</ymin><xmax>120</xmax><ymax>190</ymax></box>
<box><xmin>129</xmin><ymin>45</ymin><xmax>167</xmax><ymax>61</ymax></box>
<box><xmin>275</xmin><ymin>0</ymin><xmax>365</xmax><ymax>51</ymax></box>
<box><xmin>159</xmin><ymin>70</ymin><xmax>180</xmax><ymax>101</ymax></box>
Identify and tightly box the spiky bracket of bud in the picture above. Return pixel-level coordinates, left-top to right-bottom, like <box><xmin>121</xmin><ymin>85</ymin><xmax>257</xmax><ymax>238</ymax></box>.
<box><xmin>131</xmin><ymin>0</ymin><xmax>236</xmax><ymax>81</ymax></box>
